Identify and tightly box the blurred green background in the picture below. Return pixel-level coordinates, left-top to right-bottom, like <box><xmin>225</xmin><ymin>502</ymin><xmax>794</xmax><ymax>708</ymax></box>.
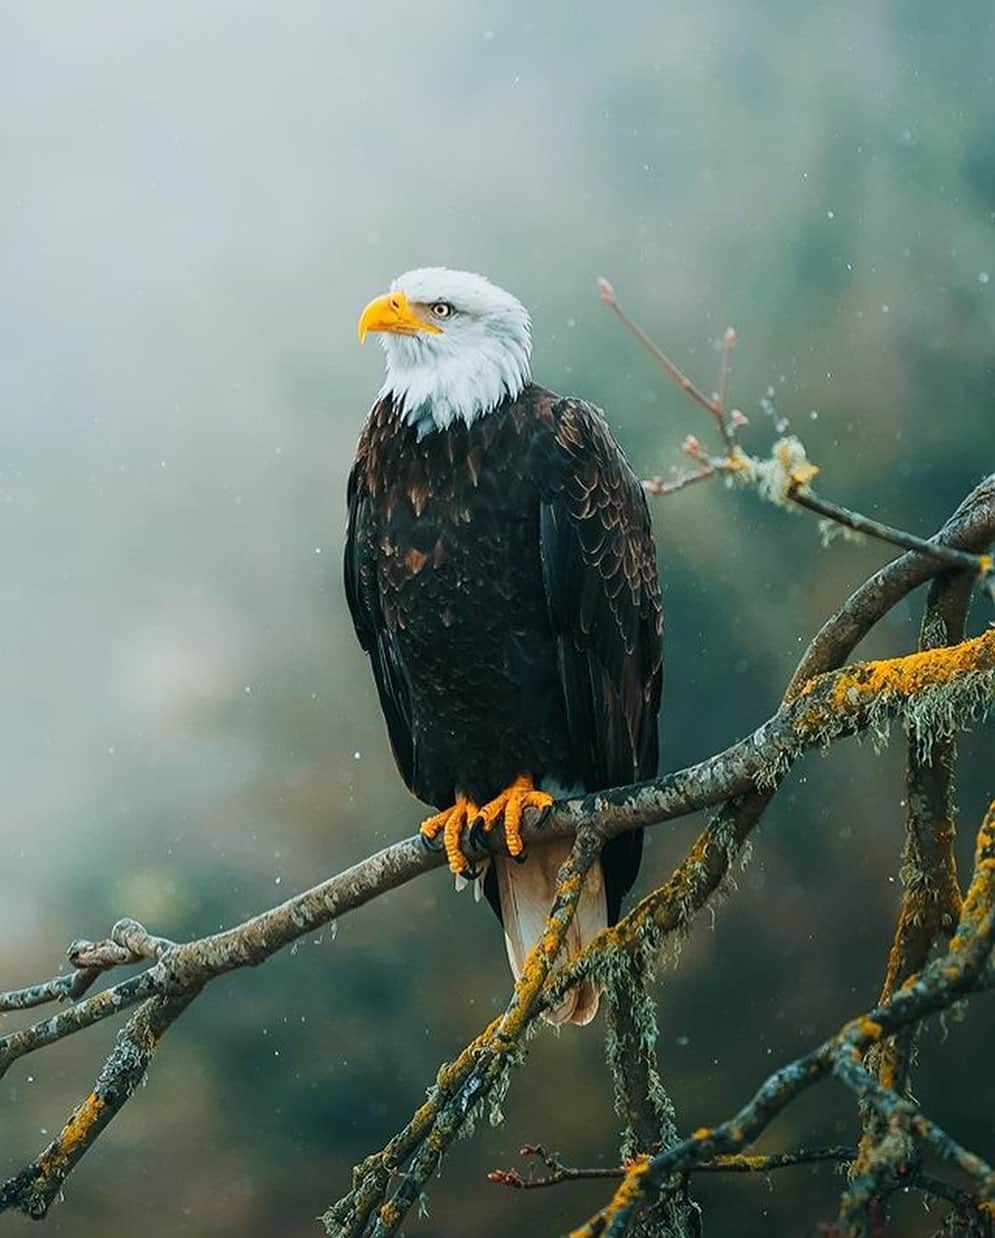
<box><xmin>2</xmin><ymin>3</ymin><xmax>994</xmax><ymax>1235</ymax></box>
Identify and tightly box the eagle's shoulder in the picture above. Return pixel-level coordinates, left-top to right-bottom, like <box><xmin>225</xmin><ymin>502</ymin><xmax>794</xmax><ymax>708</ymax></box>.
<box><xmin>350</xmin><ymin>395</ymin><xmax>404</xmax><ymax>497</ymax></box>
<box><xmin>509</xmin><ymin>384</ymin><xmax>632</xmax><ymax>468</ymax></box>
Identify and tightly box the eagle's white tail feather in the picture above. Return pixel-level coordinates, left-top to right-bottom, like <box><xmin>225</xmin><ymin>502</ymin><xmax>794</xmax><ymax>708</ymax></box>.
<box><xmin>495</xmin><ymin>839</ymin><xmax>606</xmax><ymax>1027</ymax></box>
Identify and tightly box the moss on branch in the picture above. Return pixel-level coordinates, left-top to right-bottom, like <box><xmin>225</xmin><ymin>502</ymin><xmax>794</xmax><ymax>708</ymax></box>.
<box><xmin>1</xmin><ymin>472</ymin><xmax>992</xmax><ymax>1234</ymax></box>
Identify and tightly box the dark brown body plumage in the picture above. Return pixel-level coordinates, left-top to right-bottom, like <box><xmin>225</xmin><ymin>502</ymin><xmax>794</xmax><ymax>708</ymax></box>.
<box><xmin>345</xmin><ymin>383</ymin><xmax>662</xmax><ymax>923</ymax></box>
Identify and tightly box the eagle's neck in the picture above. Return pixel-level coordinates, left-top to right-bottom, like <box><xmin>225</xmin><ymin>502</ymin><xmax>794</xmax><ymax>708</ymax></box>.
<box><xmin>380</xmin><ymin>333</ymin><xmax>531</xmax><ymax>439</ymax></box>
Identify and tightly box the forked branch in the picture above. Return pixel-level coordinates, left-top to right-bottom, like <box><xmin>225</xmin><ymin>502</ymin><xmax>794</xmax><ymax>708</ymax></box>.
<box><xmin>598</xmin><ymin>276</ymin><xmax>994</xmax><ymax>593</ymax></box>
<box><xmin>1</xmin><ymin>456</ymin><xmax>992</xmax><ymax>1231</ymax></box>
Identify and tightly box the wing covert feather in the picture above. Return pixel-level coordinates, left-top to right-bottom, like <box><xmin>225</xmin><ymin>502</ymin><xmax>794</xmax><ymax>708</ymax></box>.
<box><xmin>538</xmin><ymin>397</ymin><xmax>663</xmax><ymax>921</ymax></box>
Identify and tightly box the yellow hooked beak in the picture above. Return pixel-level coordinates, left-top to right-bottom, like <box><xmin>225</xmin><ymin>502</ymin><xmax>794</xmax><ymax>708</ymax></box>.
<box><xmin>357</xmin><ymin>291</ymin><xmax>444</xmax><ymax>343</ymax></box>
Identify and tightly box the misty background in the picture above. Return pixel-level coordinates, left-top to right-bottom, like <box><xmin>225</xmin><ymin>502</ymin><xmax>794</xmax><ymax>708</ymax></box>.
<box><xmin>2</xmin><ymin>3</ymin><xmax>994</xmax><ymax>1235</ymax></box>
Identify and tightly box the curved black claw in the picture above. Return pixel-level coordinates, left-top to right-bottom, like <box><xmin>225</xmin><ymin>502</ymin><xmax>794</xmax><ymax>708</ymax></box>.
<box><xmin>419</xmin><ymin>830</ymin><xmax>445</xmax><ymax>854</ymax></box>
<box><xmin>511</xmin><ymin>847</ymin><xmax>530</xmax><ymax>865</ymax></box>
<box><xmin>467</xmin><ymin>816</ymin><xmax>496</xmax><ymax>855</ymax></box>
<box><xmin>461</xmin><ymin>863</ymin><xmax>482</xmax><ymax>882</ymax></box>
<box><xmin>532</xmin><ymin>803</ymin><xmax>554</xmax><ymax>832</ymax></box>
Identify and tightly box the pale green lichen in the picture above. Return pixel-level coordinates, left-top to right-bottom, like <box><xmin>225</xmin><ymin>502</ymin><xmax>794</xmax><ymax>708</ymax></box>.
<box><xmin>818</xmin><ymin>518</ymin><xmax>865</xmax><ymax>548</ymax></box>
<box><xmin>760</xmin><ymin>646</ymin><xmax>994</xmax><ymax>791</ymax></box>
<box><xmin>486</xmin><ymin>1054</ymin><xmax>514</xmax><ymax>1129</ymax></box>
<box><xmin>728</xmin><ymin>435</ymin><xmax>819</xmax><ymax>507</ymax></box>
<box><xmin>901</xmin><ymin>671</ymin><xmax>993</xmax><ymax>763</ymax></box>
<box><xmin>603</xmin><ymin>954</ymin><xmax>679</xmax><ymax>1163</ymax></box>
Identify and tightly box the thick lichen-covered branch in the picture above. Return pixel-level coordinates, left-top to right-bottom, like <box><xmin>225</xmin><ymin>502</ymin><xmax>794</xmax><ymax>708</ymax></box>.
<box><xmin>325</xmin><ymin>828</ymin><xmax>602</xmax><ymax>1238</ymax></box>
<box><xmin>850</xmin><ymin>571</ymin><xmax>973</xmax><ymax>1227</ymax></box>
<box><xmin>2</xmin><ymin>626</ymin><xmax>991</xmax><ymax>1229</ymax></box>
<box><xmin>537</xmin><ymin>628</ymin><xmax>994</xmax><ymax>1016</ymax></box>
<box><xmin>321</xmin><ymin>633</ymin><xmax>994</xmax><ymax>1234</ymax></box>
<box><xmin>6</xmin><ymin>473</ymin><xmax>992</xmax><ymax>1034</ymax></box>
<box><xmin>2</xmin><ymin>473</ymin><xmax>992</xmax><ymax>1231</ymax></box>
<box><xmin>6</xmin><ymin>626</ymin><xmax>990</xmax><ymax>1086</ymax></box>
<box><xmin>602</xmin><ymin>957</ymin><xmax>696</xmax><ymax>1237</ymax></box>
<box><xmin>0</xmin><ymin>992</ymin><xmax>195</xmax><ymax>1218</ymax></box>
<box><xmin>570</xmin><ymin>800</ymin><xmax>995</xmax><ymax>1238</ymax></box>
<box><xmin>543</xmin><ymin>475</ymin><xmax>995</xmax><ymax>1019</ymax></box>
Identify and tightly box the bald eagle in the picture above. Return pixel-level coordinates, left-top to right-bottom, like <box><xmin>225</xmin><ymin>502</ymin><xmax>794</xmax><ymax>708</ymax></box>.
<box><xmin>346</xmin><ymin>269</ymin><xmax>662</xmax><ymax>1025</ymax></box>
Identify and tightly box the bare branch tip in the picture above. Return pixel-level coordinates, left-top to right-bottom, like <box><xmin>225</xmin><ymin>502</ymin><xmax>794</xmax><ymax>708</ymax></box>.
<box><xmin>596</xmin><ymin>277</ymin><xmax>617</xmax><ymax>305</ymax></box>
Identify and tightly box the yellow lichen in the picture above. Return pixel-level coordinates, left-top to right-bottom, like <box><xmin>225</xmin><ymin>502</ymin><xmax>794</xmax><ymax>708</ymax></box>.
<box><xmin>949</xmin><ymin>800</ymin><xmax>995</xmax><ymax>952</ymax></box>
<box><xmin>620</xmin><ymin>1153</ymin><xmax>650</xmax><ymax>1171</ymax></box>
<box><xmin>36</xmin><ymin>1091</ymin><xmax>106</xmax><ymax>1177</ymax></box>
<box><xmin>789</xmin><ymin>462</ymin><xmax>820</xmax><ymax>487</ymax></box>
<box><xmin>605</xmin><ymin>1158</ymin><xmax>651</xmax><ymax>1213</ymax></box>
<box><xmin>712</xmin><ymin>1153</ymin><xmax>773</xmax><ymax>1171</ymax></box>
<box><xmin>856</xmin><ymin>1018</ymin><xmax>884</xmax><ymax>1043</ymax></box>
<box><xmin>799</xmin><ymin>631</ymin><xmax>995</xmax><ymax>714</ymax></box>
<box><xmin>568</xmin><ymin>1157</ymin><xmax>654</xmax><ymax>1237</ymax></box>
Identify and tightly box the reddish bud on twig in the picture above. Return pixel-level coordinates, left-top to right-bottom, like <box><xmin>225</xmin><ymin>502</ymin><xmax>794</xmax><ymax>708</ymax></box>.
<box><xmin>487</xmin><ymin>1170</ymin><xmax>523</xmax><ymax>1187</ymax></box>
<box><xmin>597</xmin><ymin>277</ymin><xmax>617</xmax><ymax>306</ymax></box>
<box><xmin>730</xmin><ymin>409</ymin><xmax>748</xmax><ymax>428</ymax></box>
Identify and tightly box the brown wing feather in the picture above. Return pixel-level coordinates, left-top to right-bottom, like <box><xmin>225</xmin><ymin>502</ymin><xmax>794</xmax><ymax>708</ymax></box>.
<box><xmin>537</xmin><ymin>393</ymin><xmax>663</xmax><ymax>920</ymax></box>
<box><xmin>344</xmin><ymin>400</ymin><xmax>417</xmax><ymax>790</ymax></box>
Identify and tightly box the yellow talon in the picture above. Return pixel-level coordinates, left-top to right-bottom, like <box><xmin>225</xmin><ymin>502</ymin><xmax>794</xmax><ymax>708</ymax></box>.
<box><xmin>420</xmin><ymin>796</ymin><xmax>479</xmax><ymax>874</ymax></box>
<box><xmin>478</xmin><ymin>775</ymin><xmax>553</xmax><ymax>859</ymax></box>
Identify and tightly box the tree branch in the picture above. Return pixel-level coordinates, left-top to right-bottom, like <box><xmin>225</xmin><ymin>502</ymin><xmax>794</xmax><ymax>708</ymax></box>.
<box><xmin>0</xmin><ymin>992</ymin><xmax>196</xmax><ymax>1218</ymax></box>
<box><xmin>488</xmin><ymin>1142</ymin><xmax>855</xmax><ymax>1190</ymax></box>
<box><xmin>6</xmin><ymin>625</ymin><xmax>991</xmax><ymax>1087</ymax></box>
<box><xmin>848</xmin><ymin>568</ymin><xmax>975</xmax><ymax>1227</ymax></box>
<box><xmin>789</xmin><ymin>486</ymin><xmax>994</xmax><ymax>578</ymax></box>
<box><xmin>598</xmin><ymin>276</ymin><xmax>995</xmax><ymax>592</ymax></box>
<box><xmin>2</xmin><ymin>472</ymin><xmax>992</xmax><ymax>1231</ymax></box>
<box><xmin>570</xmin><ymin>800</ymin><xmax>995</xmax><ymax>1238</ymax></box>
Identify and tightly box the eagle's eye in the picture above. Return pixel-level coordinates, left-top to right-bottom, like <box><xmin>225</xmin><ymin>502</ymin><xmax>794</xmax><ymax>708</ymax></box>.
<box><xmin>429</xmin><ymin>302</ymin><xmax>454</xmax><ymax>320</ymax></box>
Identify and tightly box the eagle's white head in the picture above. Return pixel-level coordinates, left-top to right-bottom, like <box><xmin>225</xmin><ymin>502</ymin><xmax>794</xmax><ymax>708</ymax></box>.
<box><xmin>357</xmin><ymin>268</ymin><xmax>533</xmax><ymax>436</ymax></box>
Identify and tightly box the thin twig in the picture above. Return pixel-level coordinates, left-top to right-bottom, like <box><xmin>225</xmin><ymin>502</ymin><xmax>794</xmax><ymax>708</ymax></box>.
<box><xmin>716</xmin><ymin>327</ymin><xmax>736</xmax><ymax>420</ymax></box>
<box><xmin>597</xmin><ymin>278</ymin><xmax>727</xmax><ymax>433</ymax></box>
<box><xmin>0</xmin><ymin>919</ymin><xmax>170</xmax><ymax>1016</ymax></box>
<box><xmin>642</xmin><ymin>467</ymin><xmax>717</xmax><ymax>496</ymax></box>
<box><xmin>0</xmin><ymin>969</ymin><xmax>162</xmax><ymax>1080</ymax></box>
<box><xmin>488</xmin><ymin>1143</ymin><xmax>856</xmax><ymax>1190</ymax></box>
<box><xmin>790</xmin><ymin>486</ymin><xmax>993</xmax><ymax>579</ymax></box>
<box><xmin>0</xmin><ymin>970</ymin><xmax>99</xmax><ymax>1014</ymax></box>
<box><xmin>599</xmin><ymin>276</ymin><xmax>995</xmax><ymax>590</ymax></box>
